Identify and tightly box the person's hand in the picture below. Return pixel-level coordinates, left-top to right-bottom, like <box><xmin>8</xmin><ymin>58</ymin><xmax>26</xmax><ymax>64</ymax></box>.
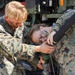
<box><xmin>39</xmin><ymin>42</ymin><xmax>55</xmax><ymax>54</ymax></box>
<box><xmin>37</xmin><ymin>56</ymin><xmax>44</xmax><ymax>70</ymax></box>
<box><xmin>47</xmin><ymin>31</ymin><xmax>56</xmax><ymax>45</ymax></box>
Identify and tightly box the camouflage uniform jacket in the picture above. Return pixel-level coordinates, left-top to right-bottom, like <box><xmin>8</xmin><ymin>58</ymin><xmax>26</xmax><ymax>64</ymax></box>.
<box><xmin>0</xmin><ymin>16</ymin><xmax>36</xmax><ymax>63</ymax></box>
<box><xmin>52</xmin><ymin>9</ymin><xmax>75</xmax><ymax>75</ymax></box>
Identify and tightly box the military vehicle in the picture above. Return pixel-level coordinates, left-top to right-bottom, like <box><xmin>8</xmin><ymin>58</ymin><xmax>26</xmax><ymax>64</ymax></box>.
<box><xmin>25</xmin><ymin>0</ymin><xmax>75</xmax><ymax>25</ymax></box>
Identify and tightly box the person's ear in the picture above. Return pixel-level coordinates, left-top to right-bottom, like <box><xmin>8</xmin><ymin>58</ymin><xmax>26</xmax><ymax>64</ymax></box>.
<box><xmin>4</xmin><ymin>16</ymin><xmax>8</xmax><ymax>19</ymax></box>
<box><xmin>40</xmin><ymin>26</ymin><xmax>45</xmax><ymax>30</ymax></box>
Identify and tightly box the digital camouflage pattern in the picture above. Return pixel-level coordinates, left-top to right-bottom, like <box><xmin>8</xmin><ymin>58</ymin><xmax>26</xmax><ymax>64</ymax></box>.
<box><xmin>52</xmin><ymin>9</ymin><xmax>75</xmax><ymax>75</ymax></box>
<box><xmin>0</xmin><ymin>16</ymin><xmax>38</xmax><ymax>75</ymax></box>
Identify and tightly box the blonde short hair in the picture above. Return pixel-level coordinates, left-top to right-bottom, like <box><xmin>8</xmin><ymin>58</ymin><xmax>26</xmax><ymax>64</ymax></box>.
<box><xmin>5</xmin><ymin>1</ymin><xmax>28</xmax><ymax>21</ymax></box>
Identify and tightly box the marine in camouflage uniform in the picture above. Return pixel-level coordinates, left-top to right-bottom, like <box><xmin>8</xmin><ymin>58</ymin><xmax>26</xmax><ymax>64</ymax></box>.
<box><xmin>0</xmin><ymin>16</ymin><xmax>38</xmax><ymax>75</ymax></box>
<box><xmin>52</xmin><ymin>9</ymin><xmax>75</xmax><ymax>75</ymax></box>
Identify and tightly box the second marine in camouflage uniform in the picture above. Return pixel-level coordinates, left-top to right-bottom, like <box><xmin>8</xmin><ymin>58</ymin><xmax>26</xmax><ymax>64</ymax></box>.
<box><xmin>52</xmin><ymin>9</ymin><xmax>75</xmax><ymax>75</ymax></box>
